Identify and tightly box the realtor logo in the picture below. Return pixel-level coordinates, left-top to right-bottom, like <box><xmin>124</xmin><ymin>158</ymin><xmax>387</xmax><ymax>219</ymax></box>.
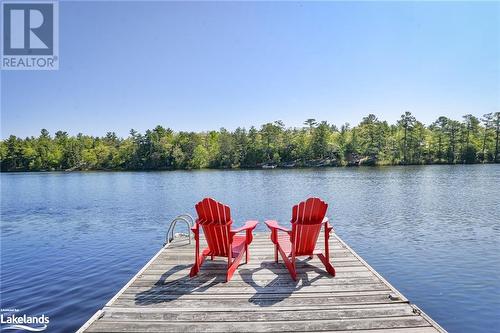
<box><xmin>1</xmin><ymin>1</ymin><xmax>59</xmax><ymax>70</ymax></box>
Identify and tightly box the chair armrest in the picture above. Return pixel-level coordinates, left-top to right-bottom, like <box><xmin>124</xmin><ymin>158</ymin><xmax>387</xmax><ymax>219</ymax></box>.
<box><xmin>191</xmin><ymin>221</ymin><xmax>200</xmax><ymax>243</ymax></box>
<box><xmin>191</xmin><ymin>220</ymin><xmax>201</xmax><ymax>232</ymax></box>
<box><xmin>323</xmin><ymin>217</ymin><xmax>334</xmax><ymax>232</ymax></box>
<box><xmin>265</xmin><ymin>220</ymin><xmax>291</xmax><ymax>233</ymax></box>
<box><xmin>232</xmin><ymin>220</ymin><xmax>258</xmax><ymax>234</ymax></box>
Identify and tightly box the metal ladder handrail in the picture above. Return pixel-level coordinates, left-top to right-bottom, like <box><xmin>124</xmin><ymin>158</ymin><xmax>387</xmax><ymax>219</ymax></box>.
<box><xmin>164</xmin><ymin>213</ymin><xmax>194</xmax><ymax>246</ymax></box>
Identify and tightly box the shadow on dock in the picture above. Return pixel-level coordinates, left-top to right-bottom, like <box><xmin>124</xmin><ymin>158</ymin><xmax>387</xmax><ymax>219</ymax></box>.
<box><xmin>135</xmin><ymin>264</ymin><xmax>224</xmax><ymax>305</ymax></box>
<box><xmin>240</xmin><ymin>258</ymin><xmax>333</xmax><ymax>306</ymax></box>
<box><xmin>135</xmin><ymin>258</ymin><xmax>333</xmax><ymax>307</ymax></box>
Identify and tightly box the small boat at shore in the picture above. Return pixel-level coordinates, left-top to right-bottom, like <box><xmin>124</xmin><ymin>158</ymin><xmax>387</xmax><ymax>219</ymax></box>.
<box><xmin>262</xmin><ymin>164</ymin><xmax>277</xmax><ymax>169</ymax></box>
<box><xmin>282</xmin><ymin>162</ymin><xmax>296</xmax><ymax>168</ymax></box>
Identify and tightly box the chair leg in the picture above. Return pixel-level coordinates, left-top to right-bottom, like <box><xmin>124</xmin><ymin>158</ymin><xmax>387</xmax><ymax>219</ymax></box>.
<box><xmin>226</xmin><ymin>250</ymin><xmax>245</xmax><ymax>282</ymax></box>
<box><xmin>278</xmin><ymin>247</ymin><xmax>297</xmax><ymax>281</ymax></box>
<box><xmin>317</xmin><ymin>253</ymin><xmax>336</xmax><ymax>277</ymax></box>
<box><xmin>289</xmin><ymin>257</ymin><xmax>297</xmax><ymax>281</ymax></box>
<box><xmin>291</xmin><ymin>251</ymin><xmax>297</xmax><ymax>281</ymax></box>
<box><xmin>319</xmin><ymin>221</ymin><xmax>335</xmax><ymax>276</ymax></box>
<box><xmin>190</xmin><ymin>252</ymin><xmax>206</xmax><ymax>277</ymax></box>
<box><xmin>226</xmin><ymin>265</ymin><xmax>233</xmax><ymax>282</ymax></box>
<box><xmin>189</xmin><ymin>264</ymin><xmax>199</xmax><ymax>277</ymax></box>
<box><xmin>245</xmin><ymin>244</ymin><xmax>249</xmax><ymax>264</ymax></box>
<box><xmin>274</xmin><ymin>244</ymin><xmax>278</xmax><ymax>263</ymax></box>
<box><xmin>190</xmin><ymin>228</ymin><xmax>202</xmax><ymax>277</ymax></box>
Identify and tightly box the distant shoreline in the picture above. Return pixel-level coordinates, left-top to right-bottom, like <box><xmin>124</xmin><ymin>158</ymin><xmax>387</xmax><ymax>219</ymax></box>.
<box><xmin>2</xmin><ymin>112</ymin><xmax>499</xmax><ymax>172</ymax></box>
<box><xmin>1</xmin><ymin>162</ymin><xmax>498</xmax><ymax>173</ymax></box>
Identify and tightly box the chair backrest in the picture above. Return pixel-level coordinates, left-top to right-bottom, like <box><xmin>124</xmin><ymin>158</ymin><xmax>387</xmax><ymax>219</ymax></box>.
<box><xmin>291</xmin><ymin>197</ymin><xmax>328</xmax><ymax>256</ymax></box>
<box><xmin>195</xmin><ymin>198</ymin><xmax>232</xmax><ymax>256</ymax></box>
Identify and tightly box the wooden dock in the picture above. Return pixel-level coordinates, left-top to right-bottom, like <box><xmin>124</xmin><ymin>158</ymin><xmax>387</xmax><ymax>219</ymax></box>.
<box><xmin>78</xmin><ymin>233</ymin><xmax>446</xmax><ymax>332</ymax></box>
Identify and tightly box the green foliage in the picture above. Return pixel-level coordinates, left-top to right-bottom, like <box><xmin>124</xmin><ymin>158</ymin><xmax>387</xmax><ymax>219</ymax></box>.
<box><xmin>1</xmin><ymin>112</ymin><xmax>499</xmax><ymax>171</ymax></box>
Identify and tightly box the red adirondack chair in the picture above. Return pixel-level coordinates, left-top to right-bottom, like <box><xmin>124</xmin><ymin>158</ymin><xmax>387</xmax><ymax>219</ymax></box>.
<box><xmin>265</xmin><ymin>197</ymin><xmax>336</xmax><ymax>281</ymax></box>
<box><xmin>189</xmin><ymin>198</ymin><xmax>258</xmax><ymax>282</ymax></box>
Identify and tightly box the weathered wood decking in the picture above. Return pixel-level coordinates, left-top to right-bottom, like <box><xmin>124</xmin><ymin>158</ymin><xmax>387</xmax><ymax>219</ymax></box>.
<box><xmin>78</xmin><ymin>233</ymin><xmax>446</xmax><ymax>332</ymax></box>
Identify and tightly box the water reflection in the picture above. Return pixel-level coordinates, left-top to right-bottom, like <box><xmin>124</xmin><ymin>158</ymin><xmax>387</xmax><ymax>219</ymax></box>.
<box><xmin>1</xmin><ymin>165</ymin><xmax>499</xmax><ymax>332</ymax></box>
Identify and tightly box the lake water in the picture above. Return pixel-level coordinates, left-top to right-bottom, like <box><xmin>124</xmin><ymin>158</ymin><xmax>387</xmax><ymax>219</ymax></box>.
<box><xmin>1</xmin><ymin>165</ymin><xmax>499</xmax><ymax>332</ymax></box>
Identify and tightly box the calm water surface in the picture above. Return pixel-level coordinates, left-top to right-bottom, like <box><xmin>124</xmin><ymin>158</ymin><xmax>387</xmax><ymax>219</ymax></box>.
<box><xmin>1</xmin><ymin>165</ymin><xmax>499</xmax><ymax>332</ymax></box>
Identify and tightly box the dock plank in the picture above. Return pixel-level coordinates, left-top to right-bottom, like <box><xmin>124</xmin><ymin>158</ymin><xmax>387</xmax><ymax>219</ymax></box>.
<box><xmin>78</xmin><ymin>233</ymin><xmax>446</xmax><ymax>332</ymax></box>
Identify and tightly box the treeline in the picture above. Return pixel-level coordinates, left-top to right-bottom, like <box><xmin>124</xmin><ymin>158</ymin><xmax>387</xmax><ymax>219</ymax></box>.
<box><xmin>1</xmin><ymin>112</ymin><xmax>499</xmax><ymax>172</ymax></box>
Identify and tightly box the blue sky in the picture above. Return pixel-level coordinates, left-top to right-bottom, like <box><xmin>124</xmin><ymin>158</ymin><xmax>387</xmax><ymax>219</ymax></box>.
<box><xmin>1</xmin><ymin>1</ymin><xmax>499</xmax><ymax>138</ymax></box>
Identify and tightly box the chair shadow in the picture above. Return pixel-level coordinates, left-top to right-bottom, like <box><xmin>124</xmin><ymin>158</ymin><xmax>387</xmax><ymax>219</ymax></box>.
<box><xmin>134</xmin><ymin>263</ymin><xmax>224</xmax><ymax>305</ymax></box>
<box><xmin>239</xmin><ymin>257</ymin><xmax>332</xmax><ymax>307</ymax></box>
<box><xmin>134</xmin><ymin>258</ymin><xmax>332</xmax><ymax>307</ymax></box>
